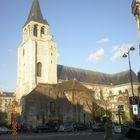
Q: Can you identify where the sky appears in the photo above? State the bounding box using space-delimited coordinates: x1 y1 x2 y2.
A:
0 0 140 92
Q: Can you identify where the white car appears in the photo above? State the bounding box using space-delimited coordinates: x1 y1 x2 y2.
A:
0 126 12 134
58 123 74 132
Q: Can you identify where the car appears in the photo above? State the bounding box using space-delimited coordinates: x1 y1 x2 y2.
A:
73 123 88 131
58 123 74 132
119 127 140 140
33 125 57 133
0 126 12 134
57 124 65 132
92 122 104 132
63 123 74 132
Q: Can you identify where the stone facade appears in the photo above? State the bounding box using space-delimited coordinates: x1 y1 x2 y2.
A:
21 80 95 128
16 0 57 100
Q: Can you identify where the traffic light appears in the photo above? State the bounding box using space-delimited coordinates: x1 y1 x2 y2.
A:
129 96 140 104
129 97 133 104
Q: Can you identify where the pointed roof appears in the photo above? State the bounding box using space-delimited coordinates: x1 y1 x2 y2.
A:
24 0 48 26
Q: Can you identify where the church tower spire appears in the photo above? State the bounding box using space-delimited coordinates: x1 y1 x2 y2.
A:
16 0 57 100
24 0 48 26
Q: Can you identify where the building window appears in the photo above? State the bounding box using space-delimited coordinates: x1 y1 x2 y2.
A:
41 26 45 34
23 48 25 56
33 24 38 37
51 46 53 51
37 62 42 76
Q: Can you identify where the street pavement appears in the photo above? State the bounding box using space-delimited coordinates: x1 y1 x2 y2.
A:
0 130 121 140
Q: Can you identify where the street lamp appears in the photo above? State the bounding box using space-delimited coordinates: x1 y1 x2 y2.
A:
122 46 135 98
122 46 136 125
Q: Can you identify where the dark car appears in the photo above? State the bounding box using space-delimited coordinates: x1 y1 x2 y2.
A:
0 126 12 135
119 127 140 140
73 123 88 131
33 124 57 133
92 122 104 132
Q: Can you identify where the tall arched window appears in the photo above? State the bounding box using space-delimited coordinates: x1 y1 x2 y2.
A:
33 24 38 37
37 62 42 76
23 48 25 56
41 26 45 34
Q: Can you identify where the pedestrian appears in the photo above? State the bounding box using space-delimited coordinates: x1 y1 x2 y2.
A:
104 118 113 140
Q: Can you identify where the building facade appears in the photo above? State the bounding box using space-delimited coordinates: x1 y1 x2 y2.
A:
15 0 140 128
0 92 15 125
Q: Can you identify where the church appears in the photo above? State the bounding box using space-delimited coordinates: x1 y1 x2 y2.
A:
15 0 140 128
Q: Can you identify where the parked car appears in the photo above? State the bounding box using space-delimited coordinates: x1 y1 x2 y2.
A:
73 123 88 131
33 124 57 133
0 126 12 134
92 122 104 132
58 123 74 132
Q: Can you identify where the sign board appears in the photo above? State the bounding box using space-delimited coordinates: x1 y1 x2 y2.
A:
132 105 138 115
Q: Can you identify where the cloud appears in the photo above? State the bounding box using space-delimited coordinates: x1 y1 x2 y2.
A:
88 48 104 62
97 37 109 44
110 43 133 61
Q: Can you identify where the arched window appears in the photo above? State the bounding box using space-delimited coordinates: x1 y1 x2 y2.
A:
33 24 38 37
41 26 45 34
37 62 42 76
23 48 25 56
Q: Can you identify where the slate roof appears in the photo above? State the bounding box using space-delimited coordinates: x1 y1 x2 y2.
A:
24 0 48 26
57 64 138 85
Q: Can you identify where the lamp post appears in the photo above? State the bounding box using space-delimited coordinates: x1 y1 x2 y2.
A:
122 46 135 98
122 46 136 125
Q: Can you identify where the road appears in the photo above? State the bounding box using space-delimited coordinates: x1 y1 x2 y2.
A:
0 131 121 140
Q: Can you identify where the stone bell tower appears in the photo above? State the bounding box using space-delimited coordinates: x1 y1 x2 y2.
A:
16 0 57 100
